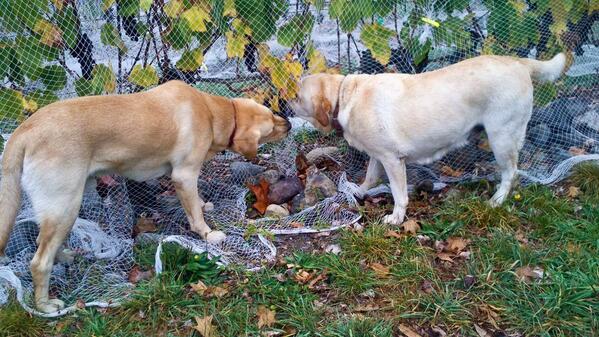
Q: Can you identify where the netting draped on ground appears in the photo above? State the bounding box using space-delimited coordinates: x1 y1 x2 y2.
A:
0 0 598 315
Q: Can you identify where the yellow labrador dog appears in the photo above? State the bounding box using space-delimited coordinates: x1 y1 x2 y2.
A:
290 53 570 225
0 80 290 312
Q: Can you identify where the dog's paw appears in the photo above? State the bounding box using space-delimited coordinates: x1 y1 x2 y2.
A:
205 230 226 244
37 298 65 313
383 213 405 225
489 193 506 208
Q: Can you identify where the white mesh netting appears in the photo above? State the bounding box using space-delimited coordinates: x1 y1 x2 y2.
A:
0 0 598 316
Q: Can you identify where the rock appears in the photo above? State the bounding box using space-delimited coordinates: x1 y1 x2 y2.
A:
304 166 337 206
259 169 283 185
575 108 599 133
268 176 303 204
306 146 340 163
265 204 289 218
230 161 265 183
324 244 342 255
289 192 307 213
527 122 551 147
203 202 214 212
414 179 434 195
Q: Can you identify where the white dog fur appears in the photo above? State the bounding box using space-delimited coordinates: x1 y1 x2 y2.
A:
290 53 570 225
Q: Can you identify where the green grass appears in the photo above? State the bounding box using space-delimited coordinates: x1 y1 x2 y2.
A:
3 179 599 336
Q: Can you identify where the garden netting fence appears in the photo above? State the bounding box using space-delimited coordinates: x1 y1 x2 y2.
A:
0 0 598 316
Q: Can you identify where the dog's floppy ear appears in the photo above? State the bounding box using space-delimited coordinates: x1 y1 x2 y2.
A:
312 95 331 127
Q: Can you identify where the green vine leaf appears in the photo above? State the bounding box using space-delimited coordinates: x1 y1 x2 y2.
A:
34 20 63 47
235 0 285 42
162 18 192 50
101 23 128 53
55 6 79 50
39 65 67 91
117 0 140 17
360 23 395 65
27 90 59 110
277 13 314 47
0 88 24 121
164 0 184 18
129 64 159 88
92 64 117 93
140 0 152 12
176 48 204 71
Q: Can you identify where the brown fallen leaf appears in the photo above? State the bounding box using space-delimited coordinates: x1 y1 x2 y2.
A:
295 152 310 178
133 215 158 237
246 178 271 214
399 324 422 337
308 271 328 289
568 186 581 198
515 266 544 283
290 221 304 229
370 263 390 278
354 304 380 312
294 269 312 284
401 220 421 235
446 237 470 253
194 315 216 337
206 286 229 298
75 298 86 310
420 280 433 294
190 280 208 295
436 252 454 263
128 266 154 284
257 305 276 329
474 323 491 337
385 229 403 239
440 165 464 177
569 146 586 156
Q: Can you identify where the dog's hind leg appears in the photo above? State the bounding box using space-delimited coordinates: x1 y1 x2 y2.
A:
358 158 383 197
486 116 529 207
28 181 85 313
171 167 226 244
380 157 409 225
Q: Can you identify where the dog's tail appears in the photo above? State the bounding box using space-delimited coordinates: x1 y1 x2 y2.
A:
519 52 573 83
0 134 25 256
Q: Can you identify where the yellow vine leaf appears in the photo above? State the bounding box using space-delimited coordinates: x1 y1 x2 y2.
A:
225 31 248 58
34 20 63 47
223 0 236 17
164 0 184 18
182 5 212 32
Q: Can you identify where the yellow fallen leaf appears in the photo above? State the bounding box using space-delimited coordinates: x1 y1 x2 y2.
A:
190 280 208 295
399 324 422 337
194 315 216 337
370 262 390 278
567 186 581 198
440 165 464 177
385 229 403 239
436 252 454 263
446 237 469 253
257 305 276 329
401 220 421 235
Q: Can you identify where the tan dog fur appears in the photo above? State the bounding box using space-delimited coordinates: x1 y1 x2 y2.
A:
291 53 570 225
0 80 290 313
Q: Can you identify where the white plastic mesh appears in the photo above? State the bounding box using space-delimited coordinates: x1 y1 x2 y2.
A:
0 0 598 316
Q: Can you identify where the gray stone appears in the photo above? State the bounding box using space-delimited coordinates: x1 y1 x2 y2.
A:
260 169 283 185
268 176 303 204
306 146 340 163
230 161 265 183
527 123 551 147
289 192 306 213
304 166 337 206
265 204 289 218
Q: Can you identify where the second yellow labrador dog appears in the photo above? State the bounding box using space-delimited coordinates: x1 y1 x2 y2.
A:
290 53 570 225
0 80 291 312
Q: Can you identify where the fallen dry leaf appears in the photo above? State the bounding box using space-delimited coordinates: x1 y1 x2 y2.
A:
133 216 158 237
569 146 587 156
194 315 216 337
446 237 470 253
257 305 276 329
354 303 380 312
567 186 581 198
399 324 422 337
308 271 328 289
440 165 464 177
128 266 154 284
206 286 229 298
246 178 271 214
294 270 312 284
474 323 491 337
75 298 86 310
385 229 403 239
190 280 208 295
401 220 421 235
420 280 433 294
515 265 544 283
295 152 310 178
436 252 454 263
290 221 304 228
464 275 476 289
370 263 390 278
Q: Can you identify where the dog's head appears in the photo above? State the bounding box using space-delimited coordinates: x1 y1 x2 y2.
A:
288 73 345 132
230 98 291 159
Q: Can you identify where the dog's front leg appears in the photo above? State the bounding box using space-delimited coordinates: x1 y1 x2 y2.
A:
358 158 383 197
380 157 408 225
171 168 226 244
